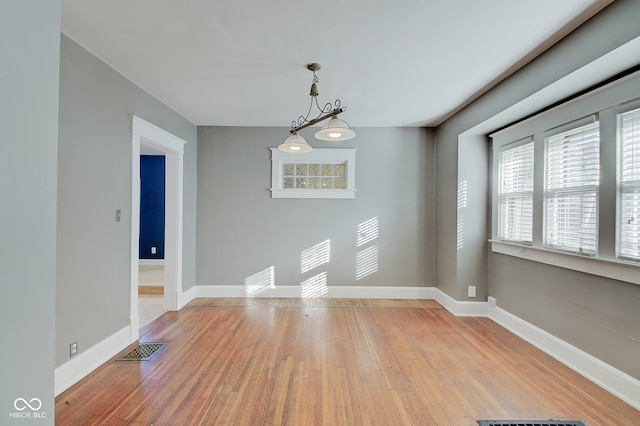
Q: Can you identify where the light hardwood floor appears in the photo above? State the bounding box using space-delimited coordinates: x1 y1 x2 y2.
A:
138 265 166 328
138 294 165 328
55 298 640 425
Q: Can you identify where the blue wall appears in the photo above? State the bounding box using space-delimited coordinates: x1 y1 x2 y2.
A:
140 155 165 259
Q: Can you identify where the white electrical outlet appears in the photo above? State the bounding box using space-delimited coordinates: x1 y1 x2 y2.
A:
468 285 476 298
70 341 78 357
151 246 157 254
488 296 497 307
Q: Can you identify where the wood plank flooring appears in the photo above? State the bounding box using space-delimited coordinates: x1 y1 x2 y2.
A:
138 265 166 329
138 294 165 329
55 298 640 425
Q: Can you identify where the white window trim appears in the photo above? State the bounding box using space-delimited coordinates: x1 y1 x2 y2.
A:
270 148 356 199
490 70 640 285
490 240 640 285
497 137 534 244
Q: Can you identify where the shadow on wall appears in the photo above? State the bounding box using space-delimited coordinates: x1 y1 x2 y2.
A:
243 217 380 297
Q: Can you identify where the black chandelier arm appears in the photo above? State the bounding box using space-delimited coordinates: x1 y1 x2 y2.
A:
291 96 316 129
289 106 346 134
290 98 345 131
283 63 354 140
317 97 341 115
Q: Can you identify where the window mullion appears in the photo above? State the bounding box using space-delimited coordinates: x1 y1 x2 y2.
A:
598 107 617 259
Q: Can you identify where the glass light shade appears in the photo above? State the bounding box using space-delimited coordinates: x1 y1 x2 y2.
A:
278 133 312 153
315 117 356 141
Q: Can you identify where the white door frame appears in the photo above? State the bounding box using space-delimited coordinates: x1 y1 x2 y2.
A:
130 115 185 342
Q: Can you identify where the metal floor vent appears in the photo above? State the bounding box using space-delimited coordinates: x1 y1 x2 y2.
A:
117 343 166 361
478 421 585 426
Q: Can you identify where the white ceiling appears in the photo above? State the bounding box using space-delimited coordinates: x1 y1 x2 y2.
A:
61 0 612 128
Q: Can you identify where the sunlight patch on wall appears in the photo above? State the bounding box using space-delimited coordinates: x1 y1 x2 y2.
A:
457 180 467 250
457 215 464 250
244 266 275 296
457 181 468 209
357 217 379 247
356 246 378 280
301 272 328 298
355 217 379 280
300 239 331 273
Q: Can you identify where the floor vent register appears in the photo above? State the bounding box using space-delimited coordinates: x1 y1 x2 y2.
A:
477 421 586 426
117 342 166 361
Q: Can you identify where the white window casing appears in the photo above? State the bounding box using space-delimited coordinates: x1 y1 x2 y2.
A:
270 148 356 199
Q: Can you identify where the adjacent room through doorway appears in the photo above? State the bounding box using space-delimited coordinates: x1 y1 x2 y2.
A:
130 115 186 340
138 151 167 329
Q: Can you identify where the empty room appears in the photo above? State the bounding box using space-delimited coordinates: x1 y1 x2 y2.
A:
3 1 640 425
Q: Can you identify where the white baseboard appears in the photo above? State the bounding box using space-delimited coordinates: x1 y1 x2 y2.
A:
489 304 640 411
433 288 489 317
327 286 435 299
178 285 196 309
195 285 489 313
195 285 435 300
138 259 165 266
55 325 131 396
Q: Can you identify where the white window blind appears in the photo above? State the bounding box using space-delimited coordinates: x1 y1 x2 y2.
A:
498 140 534 243
618 107 640 261
544 119 600 255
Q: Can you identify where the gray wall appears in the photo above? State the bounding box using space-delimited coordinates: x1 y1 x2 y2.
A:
196 127 435 291
489 254 640 379
456 135 490 300
1 2 60 424
436 0 640 379
56 35 197 367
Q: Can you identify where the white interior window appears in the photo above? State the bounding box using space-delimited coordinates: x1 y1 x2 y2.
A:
270 148 356 199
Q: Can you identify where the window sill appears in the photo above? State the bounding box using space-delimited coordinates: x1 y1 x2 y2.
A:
270 189 356 199
490 240 640 285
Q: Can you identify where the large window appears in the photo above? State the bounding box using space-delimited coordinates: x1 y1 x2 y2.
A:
498 139 534 243
490 72 640 283
544 119 600 255
618 106 640 261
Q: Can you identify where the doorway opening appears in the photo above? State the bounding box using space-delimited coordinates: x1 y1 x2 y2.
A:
130 116 186 342
138 148 166 328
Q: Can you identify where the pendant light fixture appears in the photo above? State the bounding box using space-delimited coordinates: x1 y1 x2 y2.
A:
278 132 312 153
278 63 355 153
315 116 357 141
